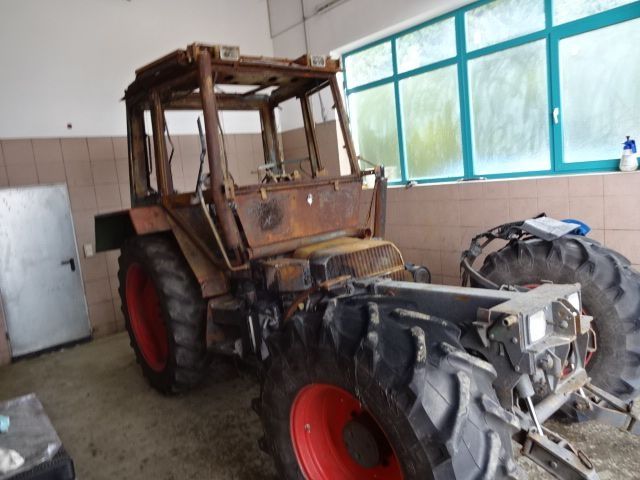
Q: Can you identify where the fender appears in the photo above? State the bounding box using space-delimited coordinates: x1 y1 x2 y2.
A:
94 205 228 297
94 205 170 252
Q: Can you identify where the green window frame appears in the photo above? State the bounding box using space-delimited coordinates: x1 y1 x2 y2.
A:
342 0 640 185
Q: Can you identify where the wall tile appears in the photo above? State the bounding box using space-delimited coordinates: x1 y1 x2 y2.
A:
568 174 603 197
61 138 89 163
68 186 97 211
36 161 66 184
604 196 640 230
0 166 8 187
119 184 131 208
1 139 34 165
421 250 441 275
80 254 109 282
460 199 486 227
111 137 128 159
603 172 640 196
95 184 122 209
484 181 510 199
85 278 112 305
32 138 63 164
537 177 568 197
88 300 116 338
87 137 115 162
6 163 38 186
460 181 485 200
605 230 640 264
569 196 604 229
509 197 539 220
64 160 93 186
508 179 538 198
115 159 129 184
91 160 118 185
537 196 570 219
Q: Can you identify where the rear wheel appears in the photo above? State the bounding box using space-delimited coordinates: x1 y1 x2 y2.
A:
256 296 521 479
119 234 209 394
478 235 640 400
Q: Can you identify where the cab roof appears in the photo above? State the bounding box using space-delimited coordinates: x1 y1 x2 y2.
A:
125 43 342 108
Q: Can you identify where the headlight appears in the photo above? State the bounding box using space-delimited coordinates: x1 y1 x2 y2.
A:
567 292 581 312
528 310 547 343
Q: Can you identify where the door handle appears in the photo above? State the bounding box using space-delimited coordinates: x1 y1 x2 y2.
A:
61 258 76 272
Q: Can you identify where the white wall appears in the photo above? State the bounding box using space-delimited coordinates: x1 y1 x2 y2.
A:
268 0 475 131
0 0 272 138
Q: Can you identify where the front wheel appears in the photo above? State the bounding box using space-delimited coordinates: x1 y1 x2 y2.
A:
478 235 640 400
256 296 521 479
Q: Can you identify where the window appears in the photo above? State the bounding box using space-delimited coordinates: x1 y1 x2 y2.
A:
396 18 457 73
400 65 463 179
553 0 637 24
343 0 640 184
465 0 545 51
558 17 640 163
349 84 402 180
468 40 550 175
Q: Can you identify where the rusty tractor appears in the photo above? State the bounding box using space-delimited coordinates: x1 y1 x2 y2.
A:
96 44 640 480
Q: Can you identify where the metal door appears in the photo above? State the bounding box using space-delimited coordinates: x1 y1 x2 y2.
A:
0 184 90 357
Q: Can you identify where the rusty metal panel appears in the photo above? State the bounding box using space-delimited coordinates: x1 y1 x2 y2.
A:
260 258 312 293
166 214 229 298
234 180 361 248
129 206 171 234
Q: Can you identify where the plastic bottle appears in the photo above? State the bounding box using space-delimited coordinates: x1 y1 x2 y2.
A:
620 136 638 172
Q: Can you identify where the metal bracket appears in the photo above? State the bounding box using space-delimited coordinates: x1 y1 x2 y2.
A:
562 383 640 435
523 430 599 479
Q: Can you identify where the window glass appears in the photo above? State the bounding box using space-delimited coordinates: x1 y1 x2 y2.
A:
400 65 463 179
559 18 640 163
344 42 393 89
396 18 457 73
465 0 545 51
554 0 636 24
349 84 401 180
469 40 550 174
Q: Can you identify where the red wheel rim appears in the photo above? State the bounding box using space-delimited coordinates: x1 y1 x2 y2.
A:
524 283 596 367
126 263 169 372
290 384 403 480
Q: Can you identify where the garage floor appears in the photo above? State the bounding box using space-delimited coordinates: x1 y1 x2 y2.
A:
0 333 638 480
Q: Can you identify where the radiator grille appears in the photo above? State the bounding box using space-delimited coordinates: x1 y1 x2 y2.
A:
323 243 405 281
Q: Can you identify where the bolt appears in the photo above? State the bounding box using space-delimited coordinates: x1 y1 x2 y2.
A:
489 333 496 340
515 366 521 372
304 424 311 433
511 337 518 344
549 460 558 469
560 320 569 329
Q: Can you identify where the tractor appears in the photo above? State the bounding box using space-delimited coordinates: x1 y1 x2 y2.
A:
95 44 640 479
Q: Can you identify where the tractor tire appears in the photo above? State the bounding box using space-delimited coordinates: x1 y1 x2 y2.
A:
118 234 209 394
256 296 521 480
478 235 640 400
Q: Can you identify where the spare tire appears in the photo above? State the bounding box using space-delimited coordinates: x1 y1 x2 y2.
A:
478 235 640 400
256 296 521 479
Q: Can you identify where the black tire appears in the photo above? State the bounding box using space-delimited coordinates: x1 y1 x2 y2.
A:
118 234 209 394
478 235 640 400
256 296 521 479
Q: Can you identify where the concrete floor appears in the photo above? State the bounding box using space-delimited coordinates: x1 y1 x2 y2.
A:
0 333 639 480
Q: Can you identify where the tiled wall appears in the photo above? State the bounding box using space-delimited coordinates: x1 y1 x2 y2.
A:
1 124 638 364
362 173 640 285
0 133 264 364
